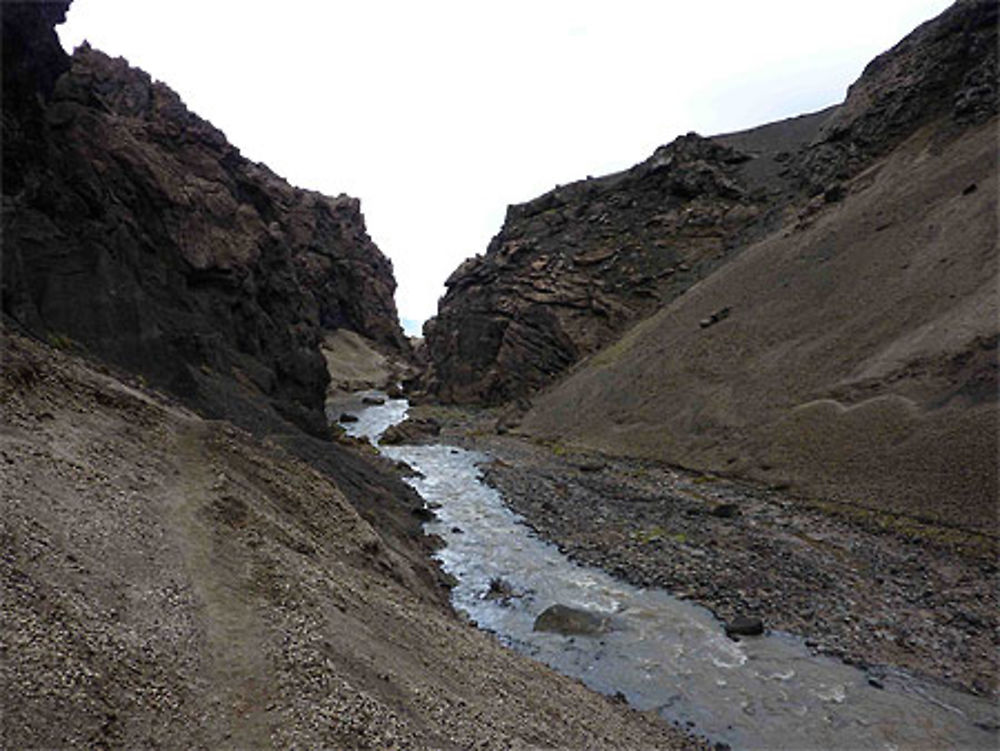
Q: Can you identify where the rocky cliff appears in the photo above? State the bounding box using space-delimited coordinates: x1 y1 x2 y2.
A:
2 1 408 438
424 134 771 404
424 0 997 406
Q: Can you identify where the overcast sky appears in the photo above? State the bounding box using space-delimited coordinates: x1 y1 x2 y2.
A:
58 0 952 335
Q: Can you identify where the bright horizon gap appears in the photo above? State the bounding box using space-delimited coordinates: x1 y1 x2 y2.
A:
57 0 953 336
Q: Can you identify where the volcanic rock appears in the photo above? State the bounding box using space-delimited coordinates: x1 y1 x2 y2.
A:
2 5 408 438
725 616 765 638
518 1 998 532
379 417 442 445
426 1 998 532
423 134 765 404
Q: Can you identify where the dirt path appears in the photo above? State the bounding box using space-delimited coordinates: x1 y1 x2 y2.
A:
171 420 274 748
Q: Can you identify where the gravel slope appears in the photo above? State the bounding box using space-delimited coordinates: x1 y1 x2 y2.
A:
0 330 700 750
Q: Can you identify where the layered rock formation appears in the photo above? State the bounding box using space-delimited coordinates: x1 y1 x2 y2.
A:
424 134 770 404
2 1 408 438
425 0 997 406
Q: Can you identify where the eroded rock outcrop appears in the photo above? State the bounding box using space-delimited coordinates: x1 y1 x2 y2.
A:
424 134 766 404
2 3 407 437
425 0 997 406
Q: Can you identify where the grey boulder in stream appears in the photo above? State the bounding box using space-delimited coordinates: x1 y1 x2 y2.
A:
534 605 613 636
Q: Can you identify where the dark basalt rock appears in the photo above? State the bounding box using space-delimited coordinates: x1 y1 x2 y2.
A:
709 503 740 519
725 615 764 638
379 417 441 446
787 0 998 195
424 134 764 405
2 4 408 438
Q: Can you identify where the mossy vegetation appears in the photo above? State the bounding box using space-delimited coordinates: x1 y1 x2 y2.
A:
45 332 75 351
631 526 688 545
799 496 997 558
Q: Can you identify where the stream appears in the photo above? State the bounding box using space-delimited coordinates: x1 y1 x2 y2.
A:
330 392 998 750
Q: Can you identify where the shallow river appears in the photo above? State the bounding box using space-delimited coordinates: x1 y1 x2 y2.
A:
332 392 997 750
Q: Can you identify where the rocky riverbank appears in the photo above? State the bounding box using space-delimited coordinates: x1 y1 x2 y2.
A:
416 406 999 705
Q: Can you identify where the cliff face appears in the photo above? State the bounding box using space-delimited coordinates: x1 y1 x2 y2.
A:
424 133 770 405
424 0 997 406
2 2 408 437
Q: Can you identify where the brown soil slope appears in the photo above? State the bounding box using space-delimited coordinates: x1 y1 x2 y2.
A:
522 115 998 532
0 330 695 750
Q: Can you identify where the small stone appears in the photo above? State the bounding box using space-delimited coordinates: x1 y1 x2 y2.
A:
709 503 740 518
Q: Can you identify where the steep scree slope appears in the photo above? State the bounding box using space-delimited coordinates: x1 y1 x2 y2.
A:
424 0 997 407
2 1 408 438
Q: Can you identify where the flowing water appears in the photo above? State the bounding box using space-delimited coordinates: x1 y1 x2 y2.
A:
331 393 998 750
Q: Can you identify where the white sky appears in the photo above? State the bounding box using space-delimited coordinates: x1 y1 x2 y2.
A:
58 0 951 335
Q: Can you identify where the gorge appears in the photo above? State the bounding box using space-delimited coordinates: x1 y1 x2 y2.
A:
2 1 997 749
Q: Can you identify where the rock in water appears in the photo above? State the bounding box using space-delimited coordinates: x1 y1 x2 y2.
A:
533 604 611 636
725 616 764 637
379 417 441 445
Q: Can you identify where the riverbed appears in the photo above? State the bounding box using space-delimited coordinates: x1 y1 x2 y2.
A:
332 393 998 750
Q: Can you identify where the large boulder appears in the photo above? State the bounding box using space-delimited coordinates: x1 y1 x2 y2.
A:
379 417 441 446
533 604 613 636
